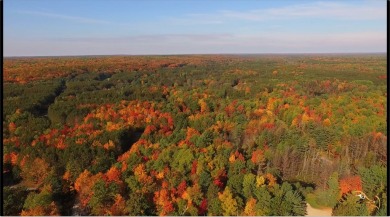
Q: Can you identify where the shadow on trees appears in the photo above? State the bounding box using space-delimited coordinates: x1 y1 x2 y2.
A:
118 127 144 153
29 80 67 117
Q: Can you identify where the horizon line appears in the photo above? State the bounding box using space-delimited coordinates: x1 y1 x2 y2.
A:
3 52 387 58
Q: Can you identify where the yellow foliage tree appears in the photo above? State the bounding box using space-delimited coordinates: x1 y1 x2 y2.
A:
301 112 311 124
218 187 238 216
256 175 265 187
198 99 209 113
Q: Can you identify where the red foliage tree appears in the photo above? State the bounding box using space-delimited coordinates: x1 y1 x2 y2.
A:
191 160 198 175
198 198 208 215
177 180 187 196
213 169 227 189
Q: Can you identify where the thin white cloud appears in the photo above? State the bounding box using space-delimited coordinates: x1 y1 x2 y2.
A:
166 15 224 25
166 14 224 26
16 10 112 25
172 1 385 25
52 34 234 43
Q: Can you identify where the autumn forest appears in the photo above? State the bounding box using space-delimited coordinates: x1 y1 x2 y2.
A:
2 54 387 216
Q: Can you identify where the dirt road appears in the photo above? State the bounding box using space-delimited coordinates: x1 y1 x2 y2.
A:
305 203 332 216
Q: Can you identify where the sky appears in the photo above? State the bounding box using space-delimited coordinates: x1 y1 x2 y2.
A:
3 0 387 56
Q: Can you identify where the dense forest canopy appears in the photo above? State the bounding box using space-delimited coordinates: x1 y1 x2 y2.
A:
2 54 387 216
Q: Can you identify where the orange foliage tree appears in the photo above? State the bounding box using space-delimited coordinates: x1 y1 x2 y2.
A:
339 176 363 195
74 170 102 207
20 157 51 188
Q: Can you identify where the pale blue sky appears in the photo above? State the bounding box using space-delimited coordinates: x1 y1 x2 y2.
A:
4 0 387 56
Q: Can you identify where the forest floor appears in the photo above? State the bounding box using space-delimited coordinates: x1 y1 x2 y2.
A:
305 203 332 216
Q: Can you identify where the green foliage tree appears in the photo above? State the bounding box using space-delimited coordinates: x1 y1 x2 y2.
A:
88 180 119 215
227 174 244 196
126 192 151 215
207 184 222 216
242 173 256 199
315 172 340 208
269 183 306 216
253 186 272 215
171 147 194 175
358 165 387 198
3 187 28 216
332 194 370 216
